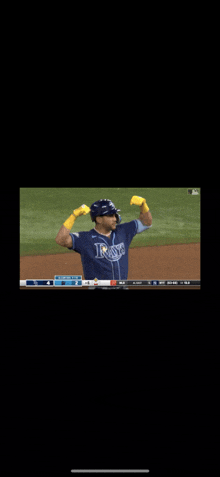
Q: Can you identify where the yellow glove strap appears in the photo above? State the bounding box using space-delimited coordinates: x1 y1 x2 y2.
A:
141 201 149 213
63 214 76 230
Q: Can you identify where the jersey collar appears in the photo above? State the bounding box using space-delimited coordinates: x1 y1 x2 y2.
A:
93 227 112 237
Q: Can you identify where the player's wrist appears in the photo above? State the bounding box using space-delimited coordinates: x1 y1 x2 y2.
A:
140 200 149 213
63 213 76 230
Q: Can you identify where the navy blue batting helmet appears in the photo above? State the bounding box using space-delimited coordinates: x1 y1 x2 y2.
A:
90 199 121 224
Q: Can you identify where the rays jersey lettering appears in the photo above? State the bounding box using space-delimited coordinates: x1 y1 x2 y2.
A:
68 220 143 280
95 242 125 261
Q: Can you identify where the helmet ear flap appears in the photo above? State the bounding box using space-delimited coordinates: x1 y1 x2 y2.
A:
90 211 95 222
116 213 122 224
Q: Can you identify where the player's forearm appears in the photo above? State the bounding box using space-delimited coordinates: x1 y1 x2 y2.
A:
55 205 91 247
55 224 71 246
139 210 152 226
55 209 78 246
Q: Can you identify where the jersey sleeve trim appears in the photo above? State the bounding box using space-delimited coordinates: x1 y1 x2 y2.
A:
136 219 152 234
68 233 75 250
134 219 138 235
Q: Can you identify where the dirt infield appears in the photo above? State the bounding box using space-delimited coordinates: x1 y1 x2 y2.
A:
20 243 200 282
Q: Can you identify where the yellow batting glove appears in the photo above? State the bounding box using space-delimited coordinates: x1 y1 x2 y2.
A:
130 196 149 213
130 196 145 206
63 204 91 230
73 204 91 217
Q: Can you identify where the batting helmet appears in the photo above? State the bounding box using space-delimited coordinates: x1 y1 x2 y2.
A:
90 199 121 224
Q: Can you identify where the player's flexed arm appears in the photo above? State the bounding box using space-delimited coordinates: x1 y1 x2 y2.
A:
130 196 152 226
55 204 90 248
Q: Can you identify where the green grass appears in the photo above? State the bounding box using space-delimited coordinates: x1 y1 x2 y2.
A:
20 188 201 256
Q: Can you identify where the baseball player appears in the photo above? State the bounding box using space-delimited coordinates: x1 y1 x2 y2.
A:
55 196 152 287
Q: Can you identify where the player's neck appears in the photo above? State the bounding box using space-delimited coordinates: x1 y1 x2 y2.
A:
94 225 112 237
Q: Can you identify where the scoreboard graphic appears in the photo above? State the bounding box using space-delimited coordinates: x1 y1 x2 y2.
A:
54 276 82 286
20 276 201 287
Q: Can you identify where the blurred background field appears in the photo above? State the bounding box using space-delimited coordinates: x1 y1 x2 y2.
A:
20 188 201 256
